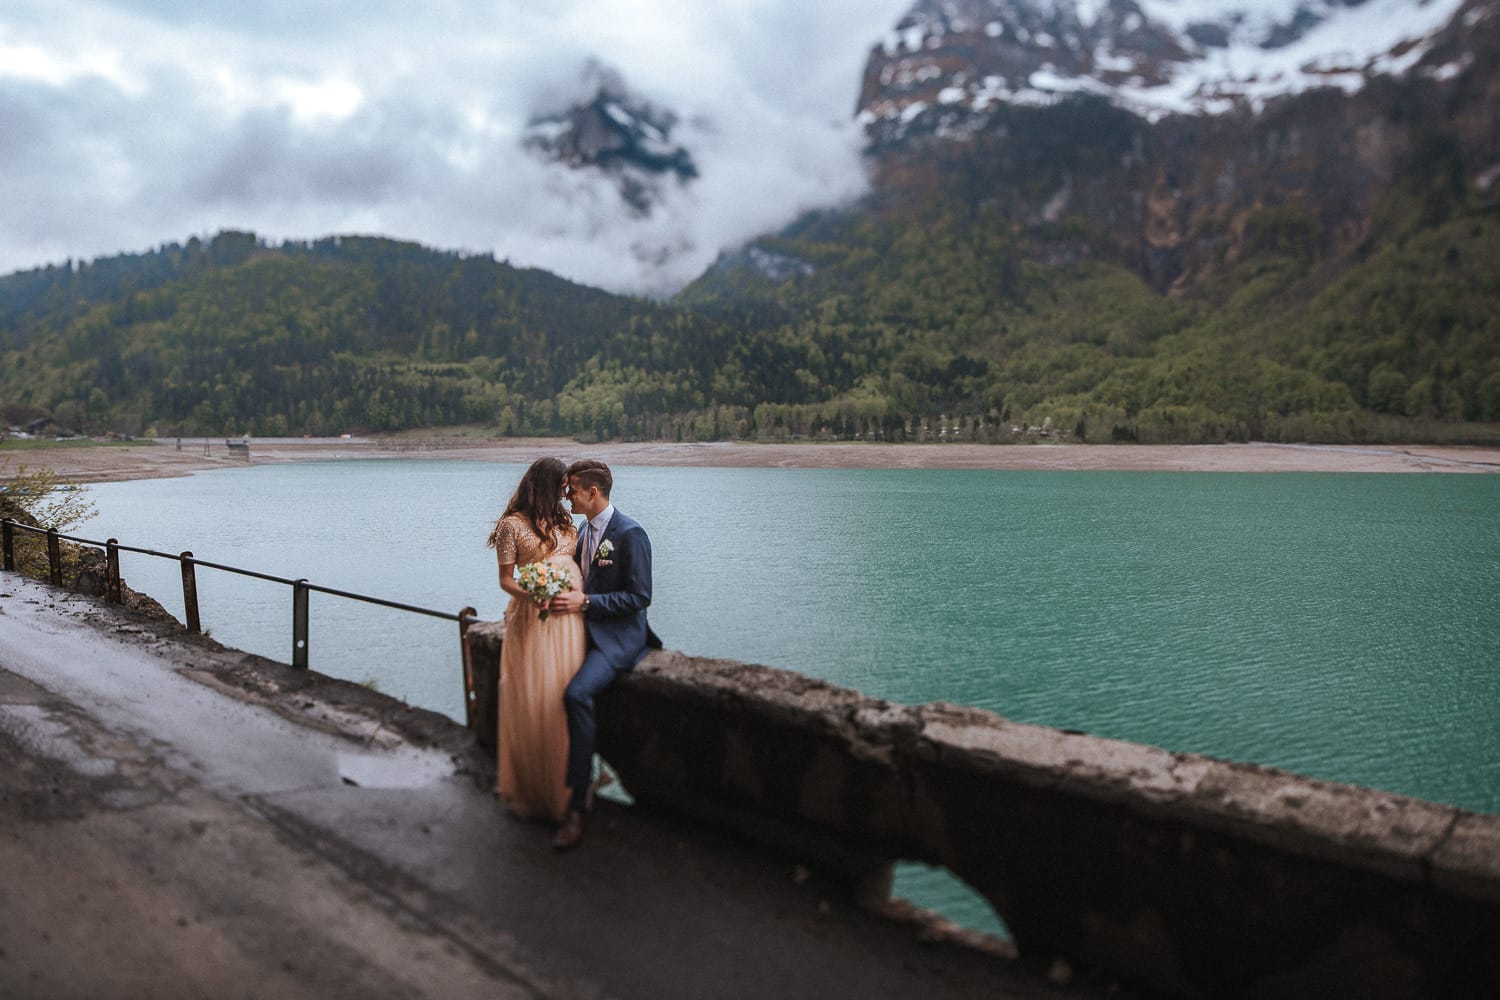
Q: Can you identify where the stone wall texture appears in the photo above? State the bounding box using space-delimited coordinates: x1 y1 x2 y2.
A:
466 628 1500 998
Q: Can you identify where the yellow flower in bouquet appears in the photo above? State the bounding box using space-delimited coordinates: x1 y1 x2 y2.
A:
516 561 572 620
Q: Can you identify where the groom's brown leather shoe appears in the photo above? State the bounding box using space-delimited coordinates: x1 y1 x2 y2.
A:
551 810 585 851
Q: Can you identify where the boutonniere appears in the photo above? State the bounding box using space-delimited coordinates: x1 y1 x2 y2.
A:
594 539 614 565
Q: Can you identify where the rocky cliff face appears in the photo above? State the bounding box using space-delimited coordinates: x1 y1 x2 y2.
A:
522 63 699 217
854 0 1498 291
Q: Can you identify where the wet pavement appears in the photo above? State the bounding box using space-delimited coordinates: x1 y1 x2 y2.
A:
0 572 1124 999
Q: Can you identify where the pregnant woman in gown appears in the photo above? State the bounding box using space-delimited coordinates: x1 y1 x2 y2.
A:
486 457 586 822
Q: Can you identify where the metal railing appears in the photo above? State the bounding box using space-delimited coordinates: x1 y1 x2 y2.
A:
1 517 484 729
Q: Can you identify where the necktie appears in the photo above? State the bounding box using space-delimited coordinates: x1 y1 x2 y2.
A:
580 523 594 582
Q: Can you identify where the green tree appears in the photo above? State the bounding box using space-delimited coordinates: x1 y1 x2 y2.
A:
0 461 99 582
1368 366 1411 414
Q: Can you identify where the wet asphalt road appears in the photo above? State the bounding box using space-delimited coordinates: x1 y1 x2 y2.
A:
0 572 1114 999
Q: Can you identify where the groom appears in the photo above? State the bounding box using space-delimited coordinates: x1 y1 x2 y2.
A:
548 459 661 850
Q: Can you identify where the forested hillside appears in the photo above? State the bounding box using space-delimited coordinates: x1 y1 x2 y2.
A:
680 155 1500 444
0 169 1497 445
0 232 737 440
3 0 1497 447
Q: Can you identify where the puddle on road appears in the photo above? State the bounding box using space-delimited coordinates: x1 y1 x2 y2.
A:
0 700 458 794
334 745 456 789
0 704 118 778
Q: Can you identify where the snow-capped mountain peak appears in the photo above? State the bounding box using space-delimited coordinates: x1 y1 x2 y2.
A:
858 0 1475 139
522 62 699 217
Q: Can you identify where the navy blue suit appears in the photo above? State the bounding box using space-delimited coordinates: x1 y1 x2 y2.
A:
564 508 661 793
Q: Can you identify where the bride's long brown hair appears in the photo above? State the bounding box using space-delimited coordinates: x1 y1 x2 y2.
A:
490 457 574 557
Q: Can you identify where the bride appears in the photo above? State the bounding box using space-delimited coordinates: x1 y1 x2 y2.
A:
486 457 586 822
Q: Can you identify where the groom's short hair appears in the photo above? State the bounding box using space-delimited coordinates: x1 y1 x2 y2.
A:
567 459 612 498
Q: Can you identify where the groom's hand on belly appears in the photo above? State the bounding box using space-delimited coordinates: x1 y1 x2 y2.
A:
550 590 588 616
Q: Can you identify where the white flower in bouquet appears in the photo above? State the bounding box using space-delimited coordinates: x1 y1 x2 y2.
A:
516 561 571 620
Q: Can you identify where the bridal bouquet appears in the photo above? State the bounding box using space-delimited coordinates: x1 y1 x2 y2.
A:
516 561 571 620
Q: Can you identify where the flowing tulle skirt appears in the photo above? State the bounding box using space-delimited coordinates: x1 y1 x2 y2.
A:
497 556 586 822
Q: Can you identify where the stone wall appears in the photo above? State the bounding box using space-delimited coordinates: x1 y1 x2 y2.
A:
466 627 1500 998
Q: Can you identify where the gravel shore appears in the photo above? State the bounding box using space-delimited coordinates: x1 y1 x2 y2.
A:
5 436 1499 483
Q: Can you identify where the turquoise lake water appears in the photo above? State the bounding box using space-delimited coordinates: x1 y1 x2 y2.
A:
87 461 1500 935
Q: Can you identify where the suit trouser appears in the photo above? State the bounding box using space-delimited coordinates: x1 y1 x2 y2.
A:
563 648 621 793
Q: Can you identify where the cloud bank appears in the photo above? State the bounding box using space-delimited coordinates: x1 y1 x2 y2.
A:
0 1 909 293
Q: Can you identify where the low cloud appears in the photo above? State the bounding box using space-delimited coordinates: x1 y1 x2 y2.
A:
0 0 909 293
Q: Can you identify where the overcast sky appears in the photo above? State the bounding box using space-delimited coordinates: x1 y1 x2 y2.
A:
0 1 911 294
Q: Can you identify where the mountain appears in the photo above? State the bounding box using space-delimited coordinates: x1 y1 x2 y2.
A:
858 0 1475 129
522 61 700 216
847 0 1495 290
678 0 1499 442
0 233 738 440
1 2 1497 446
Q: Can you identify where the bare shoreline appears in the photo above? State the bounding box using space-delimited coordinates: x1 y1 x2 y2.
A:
5 437 1499 484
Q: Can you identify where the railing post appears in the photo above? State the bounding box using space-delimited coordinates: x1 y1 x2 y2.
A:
105 538 122 604
179 551 201 633
458 606 477 729
292 579 309 668
46 528 62 586
2 518 13 571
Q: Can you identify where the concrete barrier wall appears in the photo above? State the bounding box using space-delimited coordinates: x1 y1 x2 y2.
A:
466 627 1500 998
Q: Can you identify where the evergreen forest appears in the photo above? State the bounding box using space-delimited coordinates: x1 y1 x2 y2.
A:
0 164 1497 446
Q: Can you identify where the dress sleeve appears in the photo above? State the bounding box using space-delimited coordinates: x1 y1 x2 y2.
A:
490 517 518 563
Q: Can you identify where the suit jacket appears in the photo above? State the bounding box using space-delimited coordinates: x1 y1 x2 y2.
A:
576 508 662 670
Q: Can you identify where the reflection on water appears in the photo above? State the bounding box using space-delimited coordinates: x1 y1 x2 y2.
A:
90 460 1500 934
